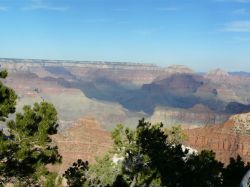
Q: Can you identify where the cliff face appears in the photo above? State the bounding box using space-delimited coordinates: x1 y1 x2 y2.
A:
149 105 229 127
0 59 164 86
185 113 250 164
206 69 250 105
51 118 112 173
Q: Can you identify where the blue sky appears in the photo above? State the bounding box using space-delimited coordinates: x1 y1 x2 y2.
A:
0 0 250 71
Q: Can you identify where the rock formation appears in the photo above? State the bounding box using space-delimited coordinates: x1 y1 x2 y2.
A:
0 58 164 86
51 118 112 173
206 68 230 79
185 112 250 164
149 105 229 127
2 58 250 129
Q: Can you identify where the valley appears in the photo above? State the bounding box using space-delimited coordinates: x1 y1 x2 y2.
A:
2 58 250 185
2 58 250 130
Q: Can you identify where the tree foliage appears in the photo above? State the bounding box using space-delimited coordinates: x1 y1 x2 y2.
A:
164 125 187 145
89 154 121 186
222 155 250 187
182 150 223 187
0 69 61 186
0 102 61 185
63 157 117 187
63 159 89 187
0 70 16 121
109 119 246 187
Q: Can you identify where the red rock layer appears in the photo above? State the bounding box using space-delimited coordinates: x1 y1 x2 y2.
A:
51 118 112 173
185 115 250 164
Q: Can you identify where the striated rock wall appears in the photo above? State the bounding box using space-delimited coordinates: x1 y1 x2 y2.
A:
51 118 112 173
185 113 250 164
0 58 165 86
149 105 229 127
0 58 161 71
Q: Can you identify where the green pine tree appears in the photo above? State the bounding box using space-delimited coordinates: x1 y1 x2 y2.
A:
0 70 61 186
0 70 16 121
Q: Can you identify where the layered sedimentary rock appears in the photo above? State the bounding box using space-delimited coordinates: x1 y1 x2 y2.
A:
4 70 145 130
51 118 112 173
149 105 229 127
0 58 164 86
2 58 250 130
206 69 250 104
185 113 250 164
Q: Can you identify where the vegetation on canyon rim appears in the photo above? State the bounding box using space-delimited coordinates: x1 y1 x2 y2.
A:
0 70 250 187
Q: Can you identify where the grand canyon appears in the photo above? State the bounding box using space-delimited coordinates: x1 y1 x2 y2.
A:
1 58 250 167
2 0 250 185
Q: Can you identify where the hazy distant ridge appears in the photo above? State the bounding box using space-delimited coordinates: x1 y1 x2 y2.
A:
0 58 161 71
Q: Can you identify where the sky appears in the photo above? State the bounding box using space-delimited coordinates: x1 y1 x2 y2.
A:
0 0 250 71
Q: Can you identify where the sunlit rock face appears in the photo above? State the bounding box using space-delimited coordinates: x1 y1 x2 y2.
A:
206 69 230 79
184 112 250 164
50 118 112 173
149 105 229 128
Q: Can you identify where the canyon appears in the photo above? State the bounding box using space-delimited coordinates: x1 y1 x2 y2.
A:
2 58 250 130
2 58 250 166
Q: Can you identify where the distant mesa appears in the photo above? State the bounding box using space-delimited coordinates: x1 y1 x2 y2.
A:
152 73 205 93
190 104 213 113
230 71 250 77
155 65 195 81
206 68 230 78
165 65 195 74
